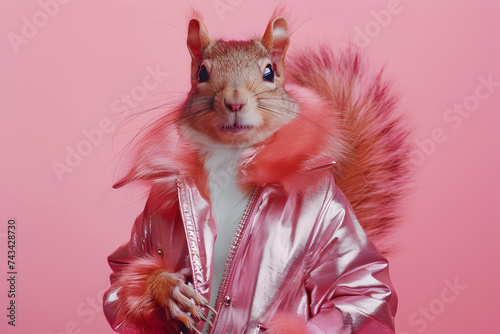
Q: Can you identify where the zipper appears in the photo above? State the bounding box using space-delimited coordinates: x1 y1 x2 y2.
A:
207 187 260 333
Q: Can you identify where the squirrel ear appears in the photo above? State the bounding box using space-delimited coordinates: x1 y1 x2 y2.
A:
187 18 211 65
262 17 290 63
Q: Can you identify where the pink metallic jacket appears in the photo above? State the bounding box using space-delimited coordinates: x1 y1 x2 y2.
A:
104 172 397 333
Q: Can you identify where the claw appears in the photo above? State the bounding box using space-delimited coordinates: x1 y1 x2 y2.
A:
193 293 218 316
204 304 218 316
200 312 213 327
155 271 217 331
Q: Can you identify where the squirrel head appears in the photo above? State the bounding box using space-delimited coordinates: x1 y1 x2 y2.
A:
180 14 298 147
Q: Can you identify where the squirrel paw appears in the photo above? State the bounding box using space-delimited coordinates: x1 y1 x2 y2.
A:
147 270 216 333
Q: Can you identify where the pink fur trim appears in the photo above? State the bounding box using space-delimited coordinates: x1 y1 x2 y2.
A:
239 89 348 194
265 313 311 334
108 255 170 327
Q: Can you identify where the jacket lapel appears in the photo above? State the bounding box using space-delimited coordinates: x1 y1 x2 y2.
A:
177 175 216 300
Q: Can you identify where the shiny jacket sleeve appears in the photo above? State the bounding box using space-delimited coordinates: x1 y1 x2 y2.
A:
304 186 397 333
103 194 190 334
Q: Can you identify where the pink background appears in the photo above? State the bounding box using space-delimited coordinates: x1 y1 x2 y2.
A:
1 1 499 333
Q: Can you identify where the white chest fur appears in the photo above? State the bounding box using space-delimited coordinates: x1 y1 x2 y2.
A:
204 149 251 307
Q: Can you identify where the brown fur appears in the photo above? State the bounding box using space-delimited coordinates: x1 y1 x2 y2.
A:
287 48 412 250
146 270 179 306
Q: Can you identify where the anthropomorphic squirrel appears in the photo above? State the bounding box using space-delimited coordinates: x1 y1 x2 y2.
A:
103 10 411 334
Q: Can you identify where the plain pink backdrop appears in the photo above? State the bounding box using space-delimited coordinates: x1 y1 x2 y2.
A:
1 1 499 333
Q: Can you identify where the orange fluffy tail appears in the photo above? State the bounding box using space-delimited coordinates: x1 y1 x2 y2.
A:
288 47 412 251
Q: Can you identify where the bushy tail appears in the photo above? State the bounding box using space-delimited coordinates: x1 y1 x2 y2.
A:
288 47 412 250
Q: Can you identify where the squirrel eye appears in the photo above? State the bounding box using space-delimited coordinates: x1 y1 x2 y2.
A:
263 64 274 82
198 65 209 82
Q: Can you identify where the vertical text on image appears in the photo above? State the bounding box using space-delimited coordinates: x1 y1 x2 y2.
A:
6 219 17 326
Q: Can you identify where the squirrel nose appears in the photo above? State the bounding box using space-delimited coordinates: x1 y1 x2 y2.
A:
227 103 245 112
224 99 246 112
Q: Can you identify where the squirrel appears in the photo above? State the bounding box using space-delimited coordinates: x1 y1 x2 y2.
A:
103 9 411 334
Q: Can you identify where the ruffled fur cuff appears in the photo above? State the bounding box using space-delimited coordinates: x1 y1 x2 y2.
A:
105 255 169 327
